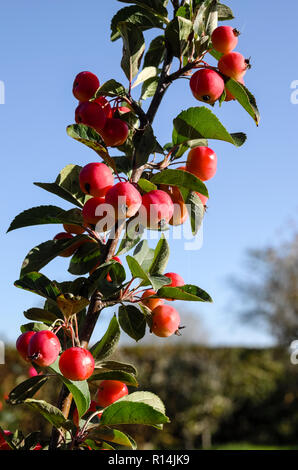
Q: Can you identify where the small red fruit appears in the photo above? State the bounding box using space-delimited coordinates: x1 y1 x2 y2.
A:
59 347 95 381
141 289 164 311
211 26 240 54
79 162 114 198
164 272 185 288
75 101 107 133
96 380 128 408
72 71 100 102
28 330 60 367
94 97 113 118
186 146 217 181
28 366 38 377
0 430 13 451
82 196 106 225
169 200 188 226
196 192 208 206
140 190 174 229
63 223 85 235
151 305 180 337
16 331 36 362
190 69 225 104
100 118 129 147
218 52 250 80
105 182 142 219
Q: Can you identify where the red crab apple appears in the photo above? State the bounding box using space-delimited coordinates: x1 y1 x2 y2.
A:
82 196 114 231
59 347 95 381
164 272 185 288
28 330 60 367
141 289 164 311
169 199 189 226
16 331 36 362
96 380 128 408
105 181 142 219
140 189 174 229
72 71 100 102
218 51 250 80
186 146 217 181
94 96 113 118
75 101 107 134
0 430 12 451
28 366 38 378
190 69 225 105
151 305 181 337
211 26 240 54
79 162 114 197
100 118 129 147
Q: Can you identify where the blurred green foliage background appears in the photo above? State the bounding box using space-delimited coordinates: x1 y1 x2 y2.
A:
1 345 298 450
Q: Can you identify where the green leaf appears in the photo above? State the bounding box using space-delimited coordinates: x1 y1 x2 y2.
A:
141 76 159 100
133 125 157 167
20 322 50 333
133 240 153 268
48 361 91 418
23 308 60 324
225 79 260 126
176 4 191 19
15 272 62 302
165 16 193 58
89 370 138 387
111 6 163 41
117 0 169 18
116 221 145 256
205 0 218 36
7 205 83 233
149 234 169 275
66 124 117 172
179 188 205 235
193 0 216 36
95 79 127 98
173 107 247 147
34 164 90 208
143 35 165 68
157 283 213 301
137 178 157 193
87 426 137 449
90 315 120 361
118 22 145 81
151 168 208 197
98 361 137 376
118 305 146 341
68 240 101 275
24 399 73 431
100 391 169 427
218 3 234 21
8 376 48 405
132 66 158 88
20 236 87 277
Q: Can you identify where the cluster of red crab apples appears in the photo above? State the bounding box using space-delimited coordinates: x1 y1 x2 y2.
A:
190 25 250 104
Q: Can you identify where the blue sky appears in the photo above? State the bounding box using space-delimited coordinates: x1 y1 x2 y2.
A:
0 0 297 347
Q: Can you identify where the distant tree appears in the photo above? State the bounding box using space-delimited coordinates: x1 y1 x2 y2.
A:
232 233 298 345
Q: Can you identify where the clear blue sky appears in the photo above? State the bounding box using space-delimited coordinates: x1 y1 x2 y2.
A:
0 0 297 347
